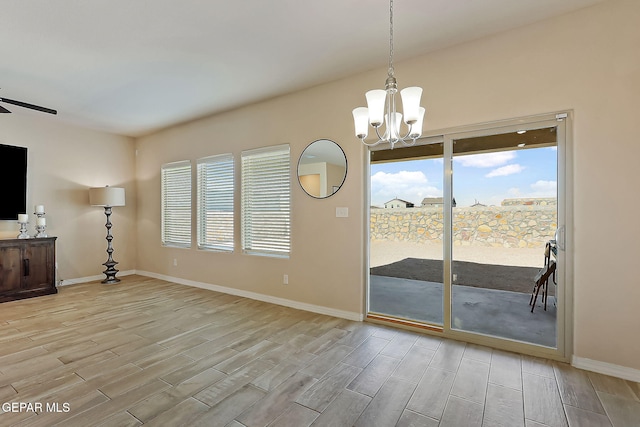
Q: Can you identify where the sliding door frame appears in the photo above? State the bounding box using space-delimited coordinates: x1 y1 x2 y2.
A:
365 111 574 362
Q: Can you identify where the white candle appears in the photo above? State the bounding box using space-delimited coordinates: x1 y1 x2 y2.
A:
35 205 45 214
37 217 46 226
18 214 28 223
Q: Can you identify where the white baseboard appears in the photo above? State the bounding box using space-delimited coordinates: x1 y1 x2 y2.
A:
59 270 136 286
136 270 363 322
572 356 640 382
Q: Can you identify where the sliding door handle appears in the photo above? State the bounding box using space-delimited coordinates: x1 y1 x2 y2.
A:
555 226 566 251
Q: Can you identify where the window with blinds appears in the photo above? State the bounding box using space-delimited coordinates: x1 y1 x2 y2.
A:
241 144 291 257
161 160 192 247
197 154 234 252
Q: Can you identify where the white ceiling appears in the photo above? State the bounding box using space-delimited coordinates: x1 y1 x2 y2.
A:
1 0 606 137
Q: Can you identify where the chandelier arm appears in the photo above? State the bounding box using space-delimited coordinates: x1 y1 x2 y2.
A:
398 127 415 142
360 137 385 147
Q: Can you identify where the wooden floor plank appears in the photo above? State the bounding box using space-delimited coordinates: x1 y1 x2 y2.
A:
490 350 523 391
235 371 316 427
128 366 226 422
306 388 371 427
430 339 466 372
564 405 612 427
251 361 304 392
451 357 490 404
0 276 634 427
440 395 484 427
484 383 525 427
406 367 456 420
354 376 417 427
191 385 266 427
341 336 390 368
597 391 640 427
553 362 605 414
144 397 210 426
295 363 361 412
193 359 274 407
267 403 319 427
346 354 400 397
463 342 493 364
396 409 440 427
392 344 435 383
523 372 568 427
588 372 638 401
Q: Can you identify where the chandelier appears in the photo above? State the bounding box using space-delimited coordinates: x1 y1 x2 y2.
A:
352 0 425 149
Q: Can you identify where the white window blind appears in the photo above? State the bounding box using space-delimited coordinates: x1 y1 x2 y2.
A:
161 160 192 247
197 154 234 252
241 144 291 257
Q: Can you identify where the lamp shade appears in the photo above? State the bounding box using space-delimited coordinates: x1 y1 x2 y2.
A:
409 107 426 139
365 89 386 127
89 186 125 207
352 107 370 139
400 87 422 124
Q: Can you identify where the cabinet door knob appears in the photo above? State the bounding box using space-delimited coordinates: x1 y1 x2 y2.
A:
23 258 30 276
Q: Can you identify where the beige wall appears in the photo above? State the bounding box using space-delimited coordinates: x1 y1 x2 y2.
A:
136 0 640 371
0 114 136 281
135 92 365 314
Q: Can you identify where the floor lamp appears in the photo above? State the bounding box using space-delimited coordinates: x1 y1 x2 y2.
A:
89 186 125 284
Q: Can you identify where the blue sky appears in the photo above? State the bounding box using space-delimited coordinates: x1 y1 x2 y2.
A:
371 147 557 207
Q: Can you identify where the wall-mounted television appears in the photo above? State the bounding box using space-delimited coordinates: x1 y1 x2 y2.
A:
0 144 28 220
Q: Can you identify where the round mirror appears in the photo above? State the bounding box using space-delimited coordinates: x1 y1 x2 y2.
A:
297 139 347 198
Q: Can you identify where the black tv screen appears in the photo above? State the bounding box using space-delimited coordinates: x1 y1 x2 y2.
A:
0 144 28 220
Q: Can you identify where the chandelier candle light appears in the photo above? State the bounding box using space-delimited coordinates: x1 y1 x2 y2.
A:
34 205 47 238
17 213 29 239
352 0 425 149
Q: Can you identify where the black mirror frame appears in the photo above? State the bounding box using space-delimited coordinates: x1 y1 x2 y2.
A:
297 139 348 199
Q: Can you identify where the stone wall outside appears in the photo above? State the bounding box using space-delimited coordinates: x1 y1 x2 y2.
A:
370 205 557 248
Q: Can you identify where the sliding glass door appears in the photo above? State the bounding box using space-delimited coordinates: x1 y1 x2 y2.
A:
367 113 570 358
449 126 559 347
369 142 444 326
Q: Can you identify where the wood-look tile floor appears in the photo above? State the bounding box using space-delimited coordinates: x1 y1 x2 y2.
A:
1 275 639 426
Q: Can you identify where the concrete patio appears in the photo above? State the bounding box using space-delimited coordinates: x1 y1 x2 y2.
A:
369 274 557 348
369 240 557 347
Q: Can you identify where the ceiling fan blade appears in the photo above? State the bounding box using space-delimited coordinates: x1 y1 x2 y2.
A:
0 105 11 114
0 97 57 115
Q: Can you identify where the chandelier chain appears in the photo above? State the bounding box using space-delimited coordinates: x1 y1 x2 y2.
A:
388 0 394 78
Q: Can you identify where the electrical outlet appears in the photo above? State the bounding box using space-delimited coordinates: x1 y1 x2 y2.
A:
336 207 349 217
283 274 288 285
453 273 457 282
173 258 178 266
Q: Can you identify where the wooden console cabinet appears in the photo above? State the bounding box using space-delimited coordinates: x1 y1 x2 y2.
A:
0 237 57 303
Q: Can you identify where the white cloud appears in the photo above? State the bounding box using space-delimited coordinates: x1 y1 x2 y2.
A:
485 164 525 178
530 180 557 195
454 151 516 168
507 180 557 199
370 170 442 207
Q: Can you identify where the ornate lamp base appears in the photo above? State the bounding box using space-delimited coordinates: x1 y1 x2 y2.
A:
102 260 120 284
101 206 121 284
